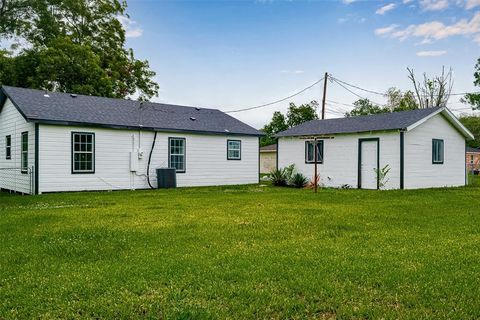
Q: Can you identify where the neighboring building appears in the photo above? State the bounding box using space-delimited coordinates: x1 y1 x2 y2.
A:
466 146 480 172
275 107 474 190
0 86 263 194
260 144 277 173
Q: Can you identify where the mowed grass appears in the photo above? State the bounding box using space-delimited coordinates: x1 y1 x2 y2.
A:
1 184 480 319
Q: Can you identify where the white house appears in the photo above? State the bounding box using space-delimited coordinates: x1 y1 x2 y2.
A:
275 108 474 189
0 86 262 194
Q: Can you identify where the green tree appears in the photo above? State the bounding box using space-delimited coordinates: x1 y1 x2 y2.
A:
459 116 480 148
0 0 158 100
286 100 319 127
345 98 387 117
463 58 480 110
260 100 318 146
385 87 418 112
261 111 288 146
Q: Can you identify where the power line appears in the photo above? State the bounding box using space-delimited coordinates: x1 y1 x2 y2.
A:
331 78 387 106
225 77 324 113
331 75 480 97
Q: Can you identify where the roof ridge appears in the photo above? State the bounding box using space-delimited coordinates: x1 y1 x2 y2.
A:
1 85 219 112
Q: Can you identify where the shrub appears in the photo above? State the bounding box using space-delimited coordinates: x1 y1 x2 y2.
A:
290 173 308 188
269 168 287 186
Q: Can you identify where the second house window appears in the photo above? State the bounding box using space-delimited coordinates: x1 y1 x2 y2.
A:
305 140 324 163
72 132 95 174
169 138 186 173
227 140 241 160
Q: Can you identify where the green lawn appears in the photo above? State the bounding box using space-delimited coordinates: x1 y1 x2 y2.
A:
1 184 480 319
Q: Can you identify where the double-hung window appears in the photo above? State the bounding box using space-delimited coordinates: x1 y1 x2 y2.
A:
305 140 324 163
72 132 95 174
21 132 28 173
169 138 186 173
5 135 11 160
432 139 444 164
227 140 241 160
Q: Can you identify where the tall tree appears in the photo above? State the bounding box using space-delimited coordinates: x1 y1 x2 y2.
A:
260 101 318 146
345 98 386 117
463 58 480 110
407 66 453 108
385 87 418 112
286 101 319 127
0 0 158 100
460 116 480 148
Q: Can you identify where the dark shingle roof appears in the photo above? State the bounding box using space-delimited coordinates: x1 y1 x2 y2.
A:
260 144 276 152
276 107 443 137
0 86 262 136
467 147 480 153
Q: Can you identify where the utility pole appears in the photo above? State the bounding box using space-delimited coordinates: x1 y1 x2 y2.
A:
321 72 328 120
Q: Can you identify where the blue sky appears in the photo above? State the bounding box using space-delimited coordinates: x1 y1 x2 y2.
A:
124 0 480 128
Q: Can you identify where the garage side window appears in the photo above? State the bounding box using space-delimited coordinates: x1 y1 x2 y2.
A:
5 135 11 160
305 140 324 164
72 132 95 174
169 137 186 173
227 140 241 160
432 139 444 164
21 132 28 173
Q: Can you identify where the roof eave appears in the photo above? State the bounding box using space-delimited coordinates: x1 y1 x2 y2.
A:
30 118 264 137
405 107 475 140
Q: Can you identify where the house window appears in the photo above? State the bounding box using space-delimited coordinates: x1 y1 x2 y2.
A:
169 138 186 173
305 140 324 163
470 154 474 165
227 140 241 160
72 132 95 174
5 135 11 160
21 132 28 173
432 139 444 164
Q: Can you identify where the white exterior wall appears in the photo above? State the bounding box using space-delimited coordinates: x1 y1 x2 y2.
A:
404 113 466 189
278 131 401 189
0 99 35 194
38 124 259 193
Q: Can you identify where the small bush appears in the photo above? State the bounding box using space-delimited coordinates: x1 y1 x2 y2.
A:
269 168 287 186
290 173 308 188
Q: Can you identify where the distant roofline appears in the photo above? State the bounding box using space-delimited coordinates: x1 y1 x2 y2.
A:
275 107 474 139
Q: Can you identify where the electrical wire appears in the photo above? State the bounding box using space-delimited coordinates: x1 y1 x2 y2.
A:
331 75 480 97
225 77 325 113
331 78 387 106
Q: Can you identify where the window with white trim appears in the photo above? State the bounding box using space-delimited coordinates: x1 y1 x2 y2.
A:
169 138 186 172
72 132 95 173
432 139 444 164
5 135 11 160
305 140 324 163
21 132 28 173
227 140 241 160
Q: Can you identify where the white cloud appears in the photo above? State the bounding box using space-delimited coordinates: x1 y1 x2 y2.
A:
416 50 448 56
403 0 414 3
374 24 399 35
375 12 480 44
465 0 480 9
342 0 357 4
376 3 397 14
117 16 143 38
280 70 305 74
419 0 449 11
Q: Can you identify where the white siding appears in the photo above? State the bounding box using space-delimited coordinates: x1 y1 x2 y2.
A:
0 99 35 194
404 113 465 189
38 124 259 192
278 132 401 189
